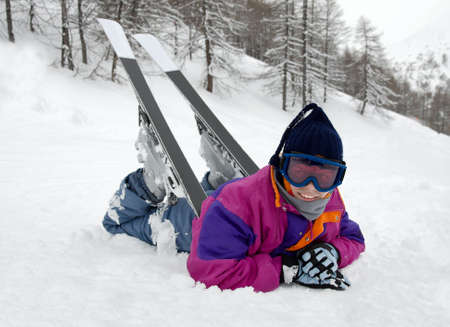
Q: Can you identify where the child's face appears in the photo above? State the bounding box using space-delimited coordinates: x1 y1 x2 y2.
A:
290 182 329 202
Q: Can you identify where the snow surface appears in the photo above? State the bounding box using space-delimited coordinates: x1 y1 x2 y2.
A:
1 37 450 327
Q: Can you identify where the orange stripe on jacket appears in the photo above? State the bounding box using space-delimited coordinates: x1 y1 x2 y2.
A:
286 210 341 251
270 166 281 208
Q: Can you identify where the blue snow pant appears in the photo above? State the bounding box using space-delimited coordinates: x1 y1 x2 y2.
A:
102 168 215 252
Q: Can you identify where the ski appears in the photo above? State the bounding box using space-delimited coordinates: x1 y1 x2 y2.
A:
98 19 206 217
132 34 260 177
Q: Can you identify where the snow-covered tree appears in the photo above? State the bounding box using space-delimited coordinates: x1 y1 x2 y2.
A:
293 0 328 107
415 52 440 120
5 0 15 42
305 0 325 104
169 0 202 60
264 0 303 111
354 16 397 115
430 83 450 133
339 46 360 97
77 0 88 64
296 0 328 107
243 0 274 60
264 0 338 109
320 0 347 103
28 0 36 32
300 0 308 107
186 0 246 93
60 0 74 70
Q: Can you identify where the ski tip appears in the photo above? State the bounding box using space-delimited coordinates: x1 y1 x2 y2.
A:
97 18 135 60
133 34 178 72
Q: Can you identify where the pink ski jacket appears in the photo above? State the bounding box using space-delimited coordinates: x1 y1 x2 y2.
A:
187 165 365 292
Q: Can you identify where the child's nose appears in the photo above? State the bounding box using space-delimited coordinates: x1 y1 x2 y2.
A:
304 182 317 191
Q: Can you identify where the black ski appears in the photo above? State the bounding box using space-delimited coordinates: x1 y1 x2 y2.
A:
133 34 260 177
98 19 206 217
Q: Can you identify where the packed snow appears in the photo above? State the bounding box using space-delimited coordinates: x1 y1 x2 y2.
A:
1 37 450 327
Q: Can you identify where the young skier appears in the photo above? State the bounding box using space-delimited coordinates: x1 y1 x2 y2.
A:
103 103 365 292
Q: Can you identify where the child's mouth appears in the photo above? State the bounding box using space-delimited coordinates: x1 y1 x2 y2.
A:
297 192 320 201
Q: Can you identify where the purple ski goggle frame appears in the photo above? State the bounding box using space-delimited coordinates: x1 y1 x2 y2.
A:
280 153 346 192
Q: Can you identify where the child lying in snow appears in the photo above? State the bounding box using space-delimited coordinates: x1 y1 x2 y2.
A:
103 103 365 292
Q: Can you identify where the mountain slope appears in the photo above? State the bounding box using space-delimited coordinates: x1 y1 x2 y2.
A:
390 2 450 61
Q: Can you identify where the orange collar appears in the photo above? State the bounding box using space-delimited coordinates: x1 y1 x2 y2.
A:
270 166 282 208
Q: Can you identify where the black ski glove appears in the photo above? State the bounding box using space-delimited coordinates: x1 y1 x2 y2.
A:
281 242 351 291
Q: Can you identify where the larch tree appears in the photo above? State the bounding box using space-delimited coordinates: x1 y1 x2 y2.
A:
305 0 345 105
264 0 303 111
339 46 360 97
354 16 396 115
415 52 439 121
29 0 36 32
60 0 74 70
77 0 88 64
305 0 323 103
299 0 309 107
189 0 246 93
299 0 345 105
320 0 347 103
170 0 202 61
5 0 15 42
243 0 274 60
429 84 449 133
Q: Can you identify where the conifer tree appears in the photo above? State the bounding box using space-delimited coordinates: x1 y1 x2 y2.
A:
244 0 274 60
354 16 396 115
193 0 247 93
264 0 303 110
171 0 247 92
300 0 308 107
61 0 74 70
29 0 36 32
5 0 15 42
77 0 88 64
339 47 359 97
305 0 324 104
320 0 347 103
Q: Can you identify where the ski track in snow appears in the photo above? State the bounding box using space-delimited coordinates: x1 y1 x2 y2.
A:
1 39 450 327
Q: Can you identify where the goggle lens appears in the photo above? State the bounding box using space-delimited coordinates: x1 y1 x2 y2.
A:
281 153 346 192
287 157 339 189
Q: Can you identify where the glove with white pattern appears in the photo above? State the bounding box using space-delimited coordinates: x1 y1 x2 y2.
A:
282 242 351 290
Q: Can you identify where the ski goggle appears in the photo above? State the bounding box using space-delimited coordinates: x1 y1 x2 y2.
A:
280 153 346 192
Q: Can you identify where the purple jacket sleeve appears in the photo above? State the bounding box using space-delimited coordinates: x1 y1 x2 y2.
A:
328 211 365 268
187 197 282 292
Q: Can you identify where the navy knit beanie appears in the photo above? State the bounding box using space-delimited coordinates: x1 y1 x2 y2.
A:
269 103 343 167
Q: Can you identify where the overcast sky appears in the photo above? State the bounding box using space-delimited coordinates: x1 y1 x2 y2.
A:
338 0 447 46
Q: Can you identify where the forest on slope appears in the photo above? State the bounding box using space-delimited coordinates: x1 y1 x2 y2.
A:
1 0 449 134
